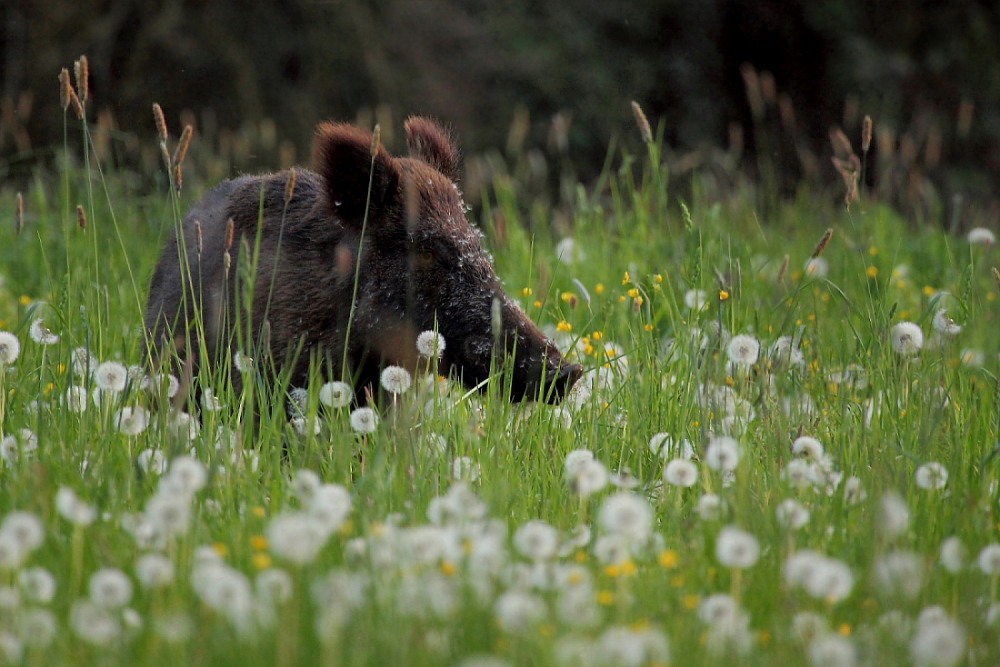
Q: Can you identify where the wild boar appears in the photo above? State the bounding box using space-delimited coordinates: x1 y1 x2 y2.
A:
144 117 582 404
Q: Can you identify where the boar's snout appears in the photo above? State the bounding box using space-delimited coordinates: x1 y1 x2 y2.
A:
450 323 583 404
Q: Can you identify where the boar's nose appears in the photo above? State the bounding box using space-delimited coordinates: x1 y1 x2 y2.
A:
543 362 584 404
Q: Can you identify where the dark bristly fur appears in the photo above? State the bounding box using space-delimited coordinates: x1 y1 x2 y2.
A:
145 117 582 405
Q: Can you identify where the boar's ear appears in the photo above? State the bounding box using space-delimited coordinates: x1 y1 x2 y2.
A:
313 122 400 226
405 117 461 182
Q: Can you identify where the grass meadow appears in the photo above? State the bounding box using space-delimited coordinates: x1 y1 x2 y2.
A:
0 98 999 667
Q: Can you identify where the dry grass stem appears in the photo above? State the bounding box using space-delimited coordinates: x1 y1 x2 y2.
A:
195 220 203 257
777 254 790 284
58 69 72 112
370 124 381 157
172 125 193 167
992 267 1000 294
152 103 169 144
74 56 89 105
15 193 24 236
811 228 834 259
284 167 298 204
861 115 873 153
630 101 653 144
225 218 235 250
76 205 87 230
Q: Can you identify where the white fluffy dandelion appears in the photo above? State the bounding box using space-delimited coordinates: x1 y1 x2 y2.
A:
776 499 811 530
319 381 353 408
513 520 559 562
0 332 20 365
89 568 133 608
726 334 760 367
804 257 829 278
771 336 805 367
233 350 253 373
977 543 1000 575
493 590 547 634
715 526 759 569
55 487 96 526
416 331 446 359
792 436 824 459
649 432 695 459
808 635 857 667
875 550 924 599
684 289 708 311
939 537 965 574
567 458 608 497
380 365 412 394
663 459 699 487
879 492 910 538
136 553 175 589
116 406 150 436
697 494 726 520
266 513 329 566
967 227 995 246
349 407 379 434
94 361 128 393
891 321 923 355
705 436 741 471
28 319 59 345
598 492 653 543
932 309 962 336
910 614 965 667
915 462 948 490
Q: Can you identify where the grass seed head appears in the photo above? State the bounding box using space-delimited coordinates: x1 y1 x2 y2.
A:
74 56 89 104
76 205 87 230
861 115 873 153
58 68 72 112
15 193 23 236
172 125 193 167
811 228 834 259
630 101 652 144
152 103 169 144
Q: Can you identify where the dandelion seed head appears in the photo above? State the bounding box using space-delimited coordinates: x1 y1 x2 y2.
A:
416 331 446 358
715 526 759 569
233 350 253 373
915 462 948 490
977 543 1000 575
776 498 811 530
650 432 695 459
349 407 379 434
910 614 965 667
70 600 121 646
697 493 726 520
451 456 480 482
967 227 995 246
513 520 559 561
136 553 175 589
380 365 413 394
792 436 824 459
939 536 965 574
28 319 59 345
726 334 760 366
319 381 353 408
874 550 924 599
117 406 150 436
879 492 910 538
891 321 923 355
664 459 699 487
705 436 741 471
94 361 128 392
684 289 708 311
1 512 44 553
0 332 20 365
770 336 805 367
55 487 96 526
89 568 133 608
598 492 653 543
18 567 56 603
808 635 857 667
804 257 829 278
932 309 962 336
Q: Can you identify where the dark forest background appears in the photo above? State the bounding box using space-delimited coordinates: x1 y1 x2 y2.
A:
3 0 1000 226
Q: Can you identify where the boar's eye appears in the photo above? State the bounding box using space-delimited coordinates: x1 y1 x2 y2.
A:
412 251 437 270
412 238 458 269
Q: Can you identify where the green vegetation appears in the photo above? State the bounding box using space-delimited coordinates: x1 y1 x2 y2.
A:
0 107 998 667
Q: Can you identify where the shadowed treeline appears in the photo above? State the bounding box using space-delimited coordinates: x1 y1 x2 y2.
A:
3 0 1000 225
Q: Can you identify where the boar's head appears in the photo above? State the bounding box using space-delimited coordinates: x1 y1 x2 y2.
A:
315 117 582 402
